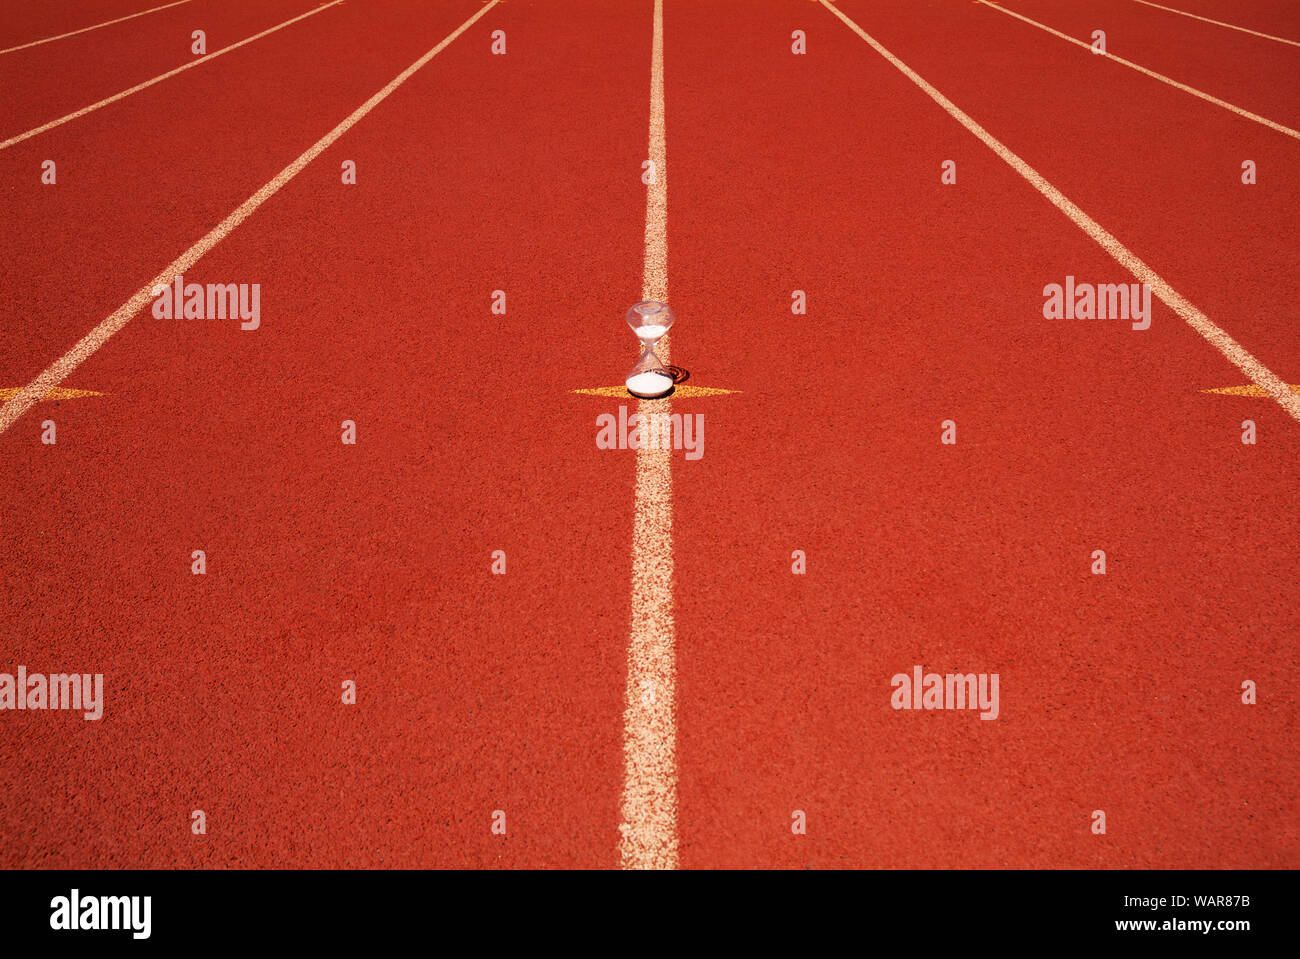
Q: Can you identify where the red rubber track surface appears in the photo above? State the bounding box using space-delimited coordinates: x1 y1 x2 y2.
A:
2 0 647 868
1 0 1296 868
671 0 1297 868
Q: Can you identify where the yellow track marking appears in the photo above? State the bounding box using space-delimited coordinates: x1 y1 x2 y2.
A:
819 0 1300 427
0 387 101 402
1130 0 1300 49
0 0 194 57
975 1 1300 142
0 2 500 435
573 385 737 398
620 0 677 872
1203 383 1300 397
0 1 345 152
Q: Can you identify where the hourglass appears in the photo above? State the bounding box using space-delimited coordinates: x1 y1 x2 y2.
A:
625 301 675 398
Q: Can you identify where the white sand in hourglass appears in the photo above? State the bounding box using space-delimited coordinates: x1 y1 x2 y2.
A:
626 370 675 397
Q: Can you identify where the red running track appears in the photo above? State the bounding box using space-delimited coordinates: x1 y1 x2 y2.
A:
0 0 1296 868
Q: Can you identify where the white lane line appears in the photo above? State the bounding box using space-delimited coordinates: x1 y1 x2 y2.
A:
0 1 344 152
818 0 1300 425
0 0 194 56
619 0 678 871
0 1 501 434
1130 0 1300 49
975 0 1300 141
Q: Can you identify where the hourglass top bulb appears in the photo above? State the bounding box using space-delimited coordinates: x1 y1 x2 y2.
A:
626 301 675 342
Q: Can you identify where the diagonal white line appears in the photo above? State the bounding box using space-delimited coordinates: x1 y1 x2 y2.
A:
819 0 1300 425
976 0 1300 141
0 0 195 57
619 0 678 871
0 1 501 434
0 1 345 152
1130 0 1300 49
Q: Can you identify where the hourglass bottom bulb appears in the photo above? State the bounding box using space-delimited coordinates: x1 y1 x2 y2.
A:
626 370 675 398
